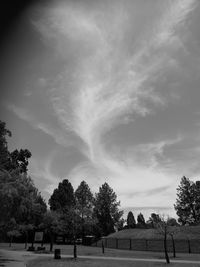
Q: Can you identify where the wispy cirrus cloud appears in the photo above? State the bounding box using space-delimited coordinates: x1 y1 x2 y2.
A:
29 0 195 207
30 0 197 209
6 103 71 147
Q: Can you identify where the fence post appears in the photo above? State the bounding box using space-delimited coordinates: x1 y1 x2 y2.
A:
102 241 105 254
145 239 148 251
116 238 118 249
187 239 191 254
129 239 132 250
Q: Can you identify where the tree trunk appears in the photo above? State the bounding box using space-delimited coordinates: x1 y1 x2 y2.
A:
171 235 176 258
188 239 191 254
164 226 170 264
50 232 54 252
73 240 77 259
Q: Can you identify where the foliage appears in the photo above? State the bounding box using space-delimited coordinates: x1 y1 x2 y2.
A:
40 210 62 251
0 120 11 171
174 176 200 225
93 182 123 236
156 216 180 261
0 170 47 238
75 181 94 237
126 211 136 228
147 213 161 228
167 217 179 226
10 149 32 173
0 120 31 173
49 179 75 212
137 213 146 228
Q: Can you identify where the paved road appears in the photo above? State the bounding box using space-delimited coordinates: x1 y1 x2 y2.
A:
0 249 200 266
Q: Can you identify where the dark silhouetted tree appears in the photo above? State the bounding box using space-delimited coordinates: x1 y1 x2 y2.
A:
49 179 76 240
148 213 161 228
49 179 75 212
93 182 123 236
137 213 146 228
156 216 180 261
0 120 31 173
0 120 11 171
75 181 94 237
127 211 136 228
174 176 200 225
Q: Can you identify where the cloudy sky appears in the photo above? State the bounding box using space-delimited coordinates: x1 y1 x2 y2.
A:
1 0 200 219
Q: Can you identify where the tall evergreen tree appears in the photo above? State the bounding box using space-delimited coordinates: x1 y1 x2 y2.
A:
48 179 76 239
137 212 146 228
93 182 123 236
75 181 94 237
49 179 75 212
127 211 136 228
174 176 200 225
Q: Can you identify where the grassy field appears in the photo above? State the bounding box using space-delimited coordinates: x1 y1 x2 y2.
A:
1 243 200 267
26 257 197 267
107 225 200 240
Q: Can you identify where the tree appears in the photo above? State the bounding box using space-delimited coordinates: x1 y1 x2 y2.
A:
174 176 200 225
10 149 32 173
0 171 47 242
0 120 11 171
0 120 31 173
148 213 161 228
156 219 170 264
127 211 136 228
49 179 75 212
48 179 76 241
19 224 34 249
156 216 180 262
93 182 123 236
167 217 179 226
6 218 21 247
137 213 146 228
75 181 94 238
40 210 61 252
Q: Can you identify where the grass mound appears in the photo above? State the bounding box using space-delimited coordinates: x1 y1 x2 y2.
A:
107 225 200 240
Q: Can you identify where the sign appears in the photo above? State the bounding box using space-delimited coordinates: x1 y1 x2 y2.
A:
34 231 44 242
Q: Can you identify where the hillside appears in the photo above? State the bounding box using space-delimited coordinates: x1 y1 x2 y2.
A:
107 225 200 240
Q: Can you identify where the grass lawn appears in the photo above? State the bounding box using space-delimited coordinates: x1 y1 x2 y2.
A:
2 242 200 266
108 225 200 240
27 257 198 267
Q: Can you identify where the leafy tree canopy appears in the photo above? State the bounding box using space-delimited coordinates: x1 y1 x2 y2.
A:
75 180 93 218
0 120 31 173
0 171 47 227
49 179 75 212
174 176 200 225
94 182 123 236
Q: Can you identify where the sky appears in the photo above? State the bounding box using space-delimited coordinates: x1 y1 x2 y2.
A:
1 0 200 220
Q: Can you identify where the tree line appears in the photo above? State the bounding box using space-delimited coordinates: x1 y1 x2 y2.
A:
1 119 200 250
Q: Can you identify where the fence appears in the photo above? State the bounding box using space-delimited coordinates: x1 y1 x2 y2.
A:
93 238 200 254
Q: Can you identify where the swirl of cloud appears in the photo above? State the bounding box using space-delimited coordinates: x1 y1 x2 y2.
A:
32 0 196 194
